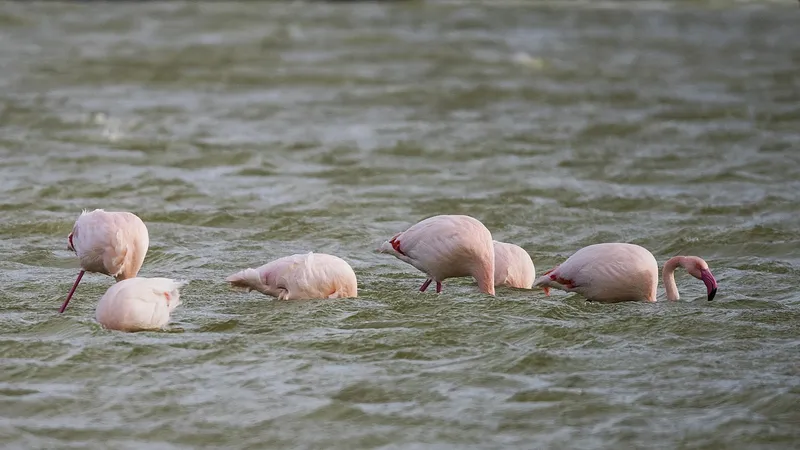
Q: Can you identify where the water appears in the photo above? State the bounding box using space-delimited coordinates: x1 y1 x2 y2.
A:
0 1 798 448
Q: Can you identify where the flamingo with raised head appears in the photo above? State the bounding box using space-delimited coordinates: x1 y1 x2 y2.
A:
60 209 149 313
533 242 718 303
378 214 495 295
493 240 535 289
226 252 358 300
95 277 186 332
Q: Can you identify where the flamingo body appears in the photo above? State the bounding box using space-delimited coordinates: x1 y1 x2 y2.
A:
533 243 657 302
95 277 185 332
493 240 535 289
61 209 149 313
226 252 358 300
533 243 718 303
378 214 495 295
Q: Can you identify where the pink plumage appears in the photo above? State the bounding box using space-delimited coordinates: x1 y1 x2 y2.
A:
95 277 185 332
533 242 718 303
226 252 358 300
493 240 535 289
378 214 495 295
60 209 149 313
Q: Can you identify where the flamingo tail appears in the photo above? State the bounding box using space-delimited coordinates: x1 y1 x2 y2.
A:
225 268 264 293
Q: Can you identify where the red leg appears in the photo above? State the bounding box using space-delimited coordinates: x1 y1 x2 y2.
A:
539 266 558 295
60 270 85 313
419 279 432 292
539 265 571 296
436 281 442 293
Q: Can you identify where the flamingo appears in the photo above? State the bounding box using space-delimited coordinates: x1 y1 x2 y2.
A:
493 240 535 289
60 209 149 313
377 214 495 295
226 252 358 300
95 277 186 332
532 242 718 303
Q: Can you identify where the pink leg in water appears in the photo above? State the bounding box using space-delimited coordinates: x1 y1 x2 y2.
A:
59 270 85 313
419 279 432 292
436 281 442 293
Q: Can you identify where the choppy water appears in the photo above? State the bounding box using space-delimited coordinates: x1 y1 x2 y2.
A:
1 1 798 448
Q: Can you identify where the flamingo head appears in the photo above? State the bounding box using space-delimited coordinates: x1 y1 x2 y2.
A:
685 257 717 301
67 232 75 252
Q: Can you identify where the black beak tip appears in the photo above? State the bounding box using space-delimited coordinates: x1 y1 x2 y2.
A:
707 288 717 301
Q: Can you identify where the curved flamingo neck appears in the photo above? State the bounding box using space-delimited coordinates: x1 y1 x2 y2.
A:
474 259 496 296
662 256 688 301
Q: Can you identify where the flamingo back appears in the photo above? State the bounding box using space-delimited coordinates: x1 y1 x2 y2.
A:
95 277 185 332
493 240 535 289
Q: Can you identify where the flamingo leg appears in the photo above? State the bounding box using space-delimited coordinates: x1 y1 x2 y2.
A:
419 279 433 292
60 270 85 313
539 266 560 296
436 281 442 293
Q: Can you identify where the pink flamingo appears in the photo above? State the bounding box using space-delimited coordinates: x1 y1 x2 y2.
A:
493 240 536 289
378 214 495 295
226 252 358 300
95 277 185 332
60 209 149 313
533 242 718 302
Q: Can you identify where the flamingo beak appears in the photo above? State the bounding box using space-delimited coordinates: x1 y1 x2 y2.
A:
700 269 717 301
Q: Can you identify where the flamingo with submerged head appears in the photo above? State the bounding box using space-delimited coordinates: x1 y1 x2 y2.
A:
226 252 358 300
95 277 186 332
493 240 535 289
378 214 496 295
60 209 149 313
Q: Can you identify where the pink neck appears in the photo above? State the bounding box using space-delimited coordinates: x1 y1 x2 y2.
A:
116 242 146 281
474 259 496 296
662 256 687 301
